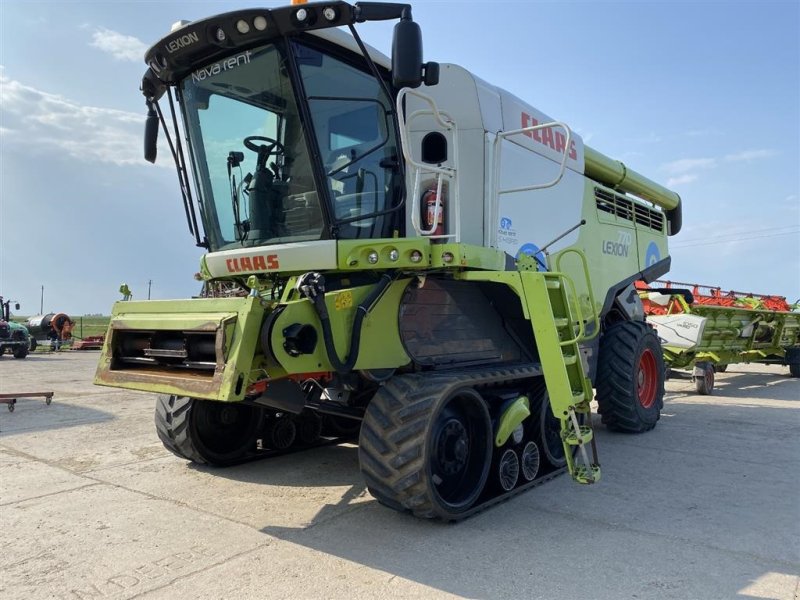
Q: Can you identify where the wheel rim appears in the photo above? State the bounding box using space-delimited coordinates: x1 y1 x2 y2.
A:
705 366 714 392
429 389 491 511
497 449 520 491
268 416 297 450
191 401 258 461
637 348 658 409
520 441 540 482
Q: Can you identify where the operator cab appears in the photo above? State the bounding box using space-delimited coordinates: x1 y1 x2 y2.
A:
142 2 436 252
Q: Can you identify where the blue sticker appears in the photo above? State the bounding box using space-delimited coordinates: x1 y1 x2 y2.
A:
517 243 547 271
645 241 661 267
500 217 513 230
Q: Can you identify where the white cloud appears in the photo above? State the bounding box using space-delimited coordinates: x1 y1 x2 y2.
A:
667 174 698 186
661 157 717 174
723 149 778 162
0 68 164 167
90 27 148 62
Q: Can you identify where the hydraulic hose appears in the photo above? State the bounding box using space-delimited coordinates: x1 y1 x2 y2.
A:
300 272 394 375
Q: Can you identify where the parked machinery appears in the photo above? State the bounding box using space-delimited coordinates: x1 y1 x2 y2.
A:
95 0 684 519
638 281 800 394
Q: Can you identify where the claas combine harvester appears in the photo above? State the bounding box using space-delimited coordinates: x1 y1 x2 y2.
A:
638 281 800 395
95 0 685 519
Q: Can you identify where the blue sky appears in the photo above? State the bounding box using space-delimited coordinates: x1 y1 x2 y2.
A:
1 0 798 316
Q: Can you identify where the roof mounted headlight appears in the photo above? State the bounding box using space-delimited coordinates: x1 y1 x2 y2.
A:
235 19 250 34
214 27 226 42
253 15 268 31
322 7 338 21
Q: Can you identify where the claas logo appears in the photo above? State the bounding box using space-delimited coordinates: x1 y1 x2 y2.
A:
225 254 279 273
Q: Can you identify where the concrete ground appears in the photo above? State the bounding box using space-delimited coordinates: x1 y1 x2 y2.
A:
0 352 798 600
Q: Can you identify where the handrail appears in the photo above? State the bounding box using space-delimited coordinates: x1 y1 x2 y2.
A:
555 248 600 342
490 121 573 248
396 88 459 241
493 121 573 196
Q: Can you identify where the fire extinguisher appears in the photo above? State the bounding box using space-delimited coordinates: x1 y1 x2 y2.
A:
422 184 445 236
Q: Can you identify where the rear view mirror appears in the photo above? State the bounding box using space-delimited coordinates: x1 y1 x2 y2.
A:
391 17 423 88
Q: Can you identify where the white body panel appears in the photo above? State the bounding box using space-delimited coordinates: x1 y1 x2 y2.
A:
205 240 338 278
404 64 586 253
647 314 707 350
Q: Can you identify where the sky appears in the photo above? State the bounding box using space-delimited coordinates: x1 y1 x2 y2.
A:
1 0 798 316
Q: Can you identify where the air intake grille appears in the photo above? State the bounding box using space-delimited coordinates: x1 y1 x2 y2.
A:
595 188 663 232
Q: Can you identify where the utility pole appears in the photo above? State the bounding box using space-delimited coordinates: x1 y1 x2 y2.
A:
40 285 44 314
148 280 152 300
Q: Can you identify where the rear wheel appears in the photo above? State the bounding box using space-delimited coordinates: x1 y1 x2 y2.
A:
596 321 665 433
13 344 28 359
155 395 262 465
694 362 715 395
359 375 493 520
787 348 800 378
715 364 728 373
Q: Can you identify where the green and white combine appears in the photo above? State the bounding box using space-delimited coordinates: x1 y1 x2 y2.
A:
639 282 800 395
95 1 683 519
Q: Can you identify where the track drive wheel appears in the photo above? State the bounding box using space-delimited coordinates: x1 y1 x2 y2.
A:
155 395 262 465
596 320 665 433
694 362 715 395
359 375 493 520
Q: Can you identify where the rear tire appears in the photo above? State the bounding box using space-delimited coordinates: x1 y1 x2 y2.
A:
787 348 800 378
155 395 262 465
694 362 714 395
13 345 28 359
359 375 493 520
596 320 665 433
715 364 728 373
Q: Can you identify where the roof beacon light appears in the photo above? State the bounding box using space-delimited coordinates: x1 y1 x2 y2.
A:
291 0 308 4
236 19 250 34
323 7 338 21
253 16 268 31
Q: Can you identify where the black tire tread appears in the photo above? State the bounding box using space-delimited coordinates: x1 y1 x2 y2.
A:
595 321 664 433
154 395 207 464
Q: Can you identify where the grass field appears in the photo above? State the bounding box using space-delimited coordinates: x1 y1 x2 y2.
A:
10 315 110 341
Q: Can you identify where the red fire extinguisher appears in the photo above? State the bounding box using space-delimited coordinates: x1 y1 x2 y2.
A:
422 184 445 236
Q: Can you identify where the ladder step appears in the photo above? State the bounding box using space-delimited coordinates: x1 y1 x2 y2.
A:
573 393 588 404
572 464 601 485
562 353 577 366
553 317 570 328
564 425 594 446
545 279 562 290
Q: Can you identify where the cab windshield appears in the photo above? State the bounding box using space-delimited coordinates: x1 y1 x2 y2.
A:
180 39 399 251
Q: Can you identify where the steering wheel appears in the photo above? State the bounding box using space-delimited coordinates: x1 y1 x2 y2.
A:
243 135 285 157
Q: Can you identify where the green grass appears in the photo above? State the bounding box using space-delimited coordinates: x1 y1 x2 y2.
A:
10 315 110 339
70 316 111 339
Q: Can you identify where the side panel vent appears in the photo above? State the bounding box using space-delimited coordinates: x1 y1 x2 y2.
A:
595 187 663 232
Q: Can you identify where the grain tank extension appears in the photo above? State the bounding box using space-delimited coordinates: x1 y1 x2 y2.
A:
95 1 683 519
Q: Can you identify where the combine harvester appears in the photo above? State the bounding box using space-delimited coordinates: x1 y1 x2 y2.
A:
96 0 685 519
638 281 800 394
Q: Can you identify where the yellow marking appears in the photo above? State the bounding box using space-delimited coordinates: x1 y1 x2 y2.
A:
335 291 353 311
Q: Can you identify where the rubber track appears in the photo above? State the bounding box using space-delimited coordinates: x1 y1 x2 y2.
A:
595 321 664 433
359 363 564 521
